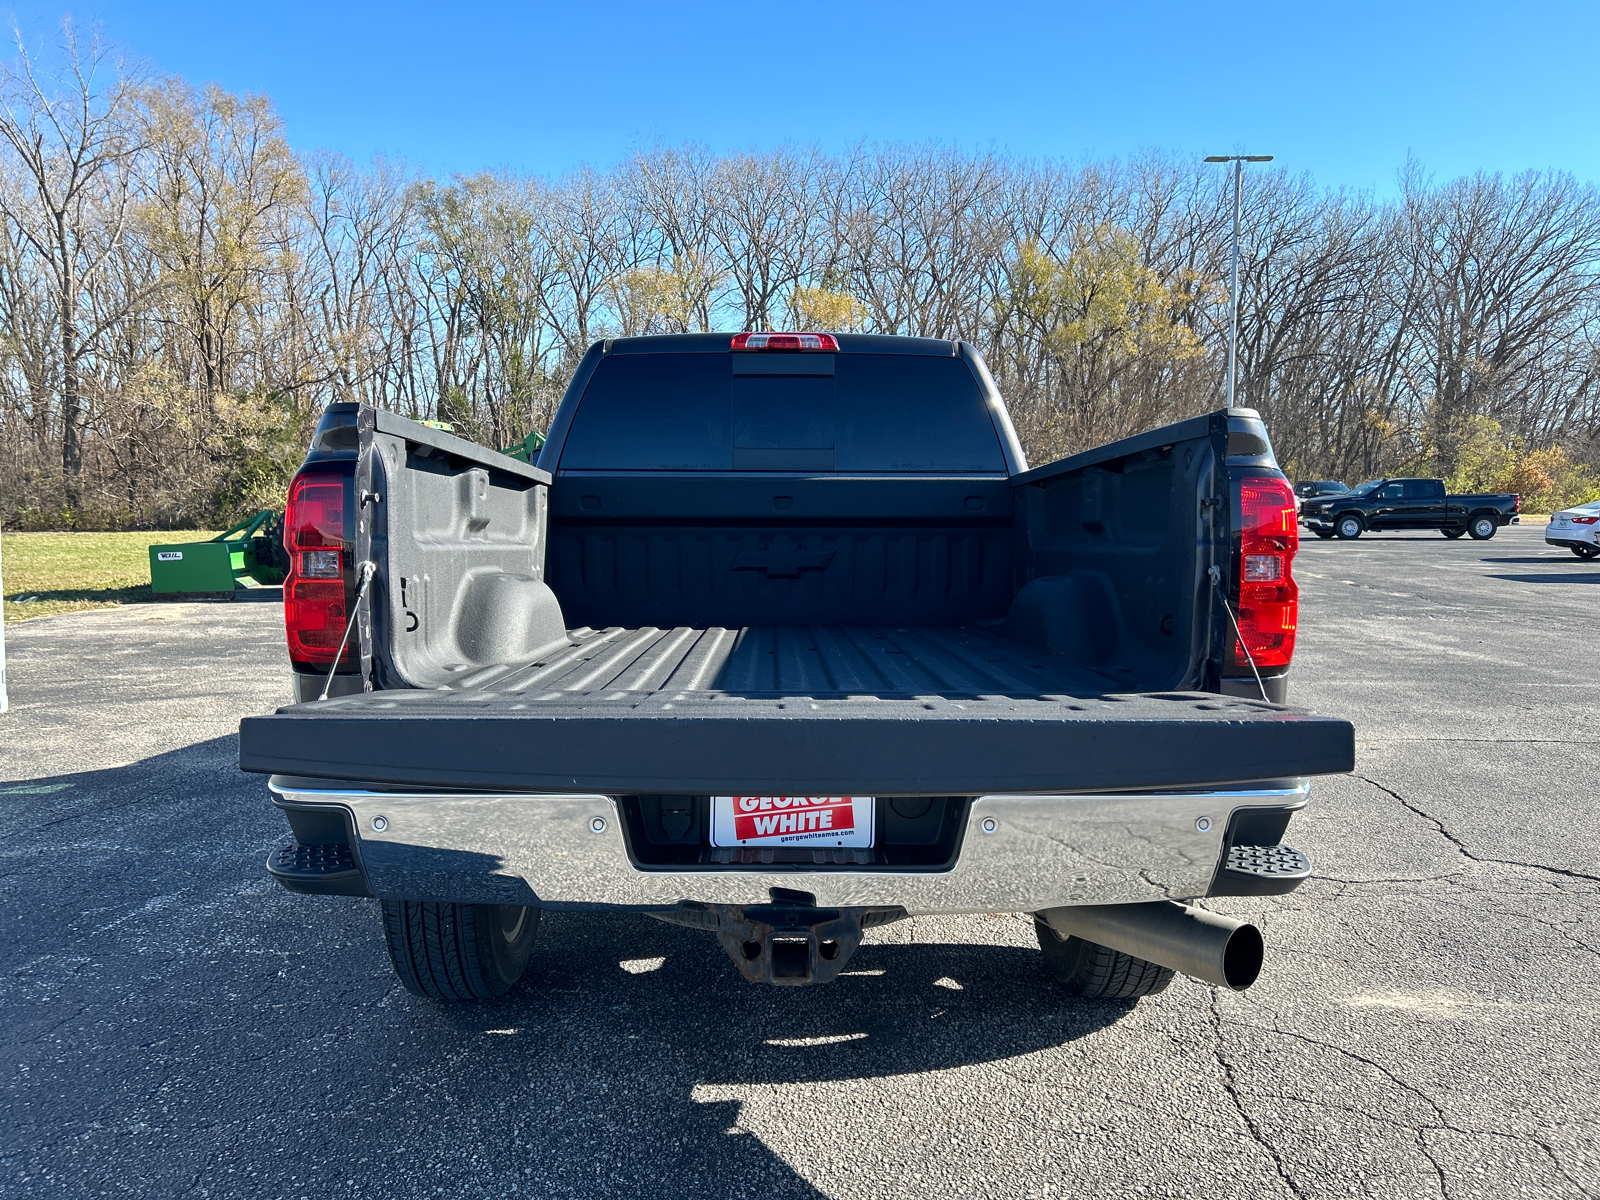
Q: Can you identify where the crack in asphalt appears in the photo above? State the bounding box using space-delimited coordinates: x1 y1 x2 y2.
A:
1256 1087 1571 1200
1257 1022 1447 1120
1359 775 1600 885
1504 910 1600 956
1273 1096 1597 1200
1314 872 1466 887
1306 871 1501 906
1415 1128 1454 1200
1522 1135 1600 1200
1239 1023 1599 1199
1207 994 1304 1199
5 1004 89 1052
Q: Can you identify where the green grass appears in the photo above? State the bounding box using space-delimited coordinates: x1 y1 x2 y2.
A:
2 531 220 624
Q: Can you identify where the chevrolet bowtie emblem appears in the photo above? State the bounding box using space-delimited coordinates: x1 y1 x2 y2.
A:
730 543 835 579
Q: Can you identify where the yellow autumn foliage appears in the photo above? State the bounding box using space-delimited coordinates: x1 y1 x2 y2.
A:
1445 416 1600 509
1011 229 1206 367
790 286 868 333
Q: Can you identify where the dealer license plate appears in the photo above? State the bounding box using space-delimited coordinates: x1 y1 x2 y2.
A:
709 796 875 848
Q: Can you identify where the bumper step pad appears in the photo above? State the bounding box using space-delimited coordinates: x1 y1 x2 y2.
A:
1215 842 1312 896
266 836 370 897
1226 843 1312 878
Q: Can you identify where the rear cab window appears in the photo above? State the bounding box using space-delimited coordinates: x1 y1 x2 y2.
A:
1402 480 1444 499
558 350 1007 473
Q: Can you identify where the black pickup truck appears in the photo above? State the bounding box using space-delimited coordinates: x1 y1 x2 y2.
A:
1299 477 1520 540
240 333 1353 1004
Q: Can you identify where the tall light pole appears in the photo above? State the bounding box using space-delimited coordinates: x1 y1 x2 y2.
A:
1204 154 1273 408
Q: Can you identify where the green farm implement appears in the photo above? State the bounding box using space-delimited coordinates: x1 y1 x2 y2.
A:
149 511 287 594
501 429 546 463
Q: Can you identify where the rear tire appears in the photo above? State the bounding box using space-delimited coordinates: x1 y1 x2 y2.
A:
1572 544 1600 560
1468 515 1497 540
381 900 538 999
1335 515 1363 540
1442 528 1465 539
1034 917 1174 1000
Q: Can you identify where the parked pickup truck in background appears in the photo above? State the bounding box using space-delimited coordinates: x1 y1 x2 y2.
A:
1293 480 1349 514
240 332 1354 1005
1300 477 1520 541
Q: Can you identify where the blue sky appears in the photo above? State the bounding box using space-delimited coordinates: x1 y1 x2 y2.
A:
5 0 1598 193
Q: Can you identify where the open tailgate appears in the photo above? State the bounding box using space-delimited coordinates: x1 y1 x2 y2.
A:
239 687 1353 795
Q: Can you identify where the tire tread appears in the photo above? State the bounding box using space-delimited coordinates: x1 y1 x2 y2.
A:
1034 918 1175 1000
382 900 529 1000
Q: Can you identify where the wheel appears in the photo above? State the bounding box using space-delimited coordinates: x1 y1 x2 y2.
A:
1572 544 1600 560
1468 515 1497 540
1335 515 1363 539
381 900 538 999
1313 528 1336 539
1034 917 1174 1000
1442 528 1465 539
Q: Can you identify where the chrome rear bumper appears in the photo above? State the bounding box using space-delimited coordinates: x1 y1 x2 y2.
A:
268 778 1311 914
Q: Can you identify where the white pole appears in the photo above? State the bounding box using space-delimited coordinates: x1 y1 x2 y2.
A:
1226 157 1243 409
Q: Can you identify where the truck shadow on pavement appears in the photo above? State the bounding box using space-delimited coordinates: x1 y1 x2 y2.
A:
1479 555 1592 565
1 738 1130 1199
1487 571 1600 584
1472 560 1574 569
365 911 1133 1196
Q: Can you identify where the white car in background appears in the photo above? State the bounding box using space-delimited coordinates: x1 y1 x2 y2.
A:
1545 500 1600 559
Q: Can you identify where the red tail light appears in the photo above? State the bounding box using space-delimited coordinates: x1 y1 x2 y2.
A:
730 332 839 351
1234 476 1298 670
284 472 353 666
1513 494 1521 513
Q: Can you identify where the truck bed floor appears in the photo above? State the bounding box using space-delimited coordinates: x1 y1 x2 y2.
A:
462 623 1127 699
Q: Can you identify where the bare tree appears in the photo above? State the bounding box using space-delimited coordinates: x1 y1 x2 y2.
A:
1401 167 1600 470
2 52 1599 531
0 20 147 508
139 77 303 415
298 152 416 408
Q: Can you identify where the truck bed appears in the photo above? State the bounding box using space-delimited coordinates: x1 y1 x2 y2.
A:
239 622 1353 795
456 622 1135 697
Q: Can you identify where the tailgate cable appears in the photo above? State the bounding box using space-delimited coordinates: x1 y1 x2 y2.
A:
320 560 376 701
1208 565 1268 702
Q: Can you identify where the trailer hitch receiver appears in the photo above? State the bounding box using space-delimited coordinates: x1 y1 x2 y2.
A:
654 898 906 985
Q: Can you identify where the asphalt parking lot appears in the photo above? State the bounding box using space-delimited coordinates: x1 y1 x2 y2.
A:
2 523 1596 1199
